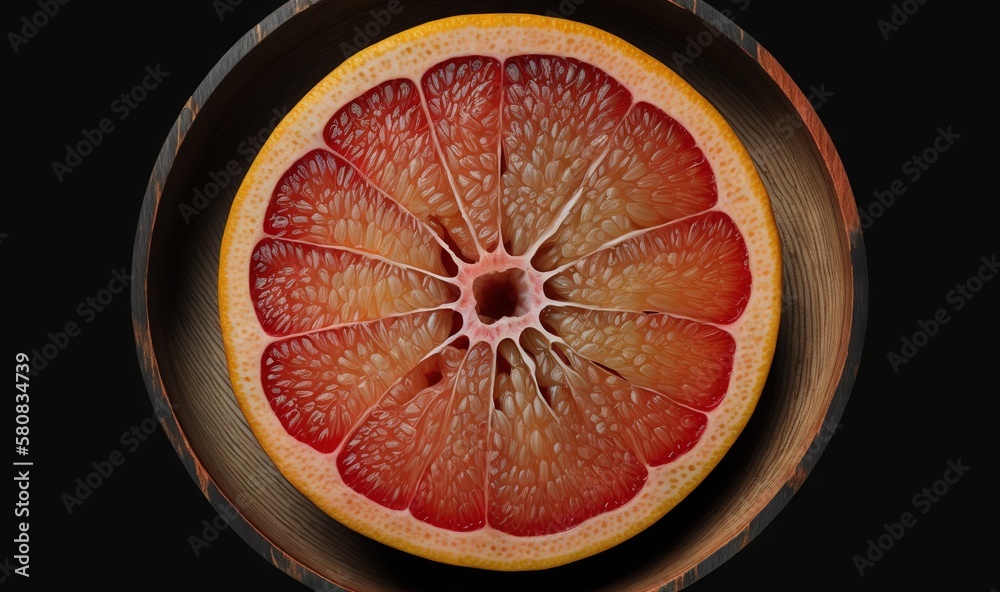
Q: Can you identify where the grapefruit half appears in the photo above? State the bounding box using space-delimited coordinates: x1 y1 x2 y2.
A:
218 13 781 571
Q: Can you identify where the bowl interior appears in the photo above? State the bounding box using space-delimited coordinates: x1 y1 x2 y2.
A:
134 0 860 590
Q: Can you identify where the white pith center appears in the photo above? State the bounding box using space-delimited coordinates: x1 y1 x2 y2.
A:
452 249 548 347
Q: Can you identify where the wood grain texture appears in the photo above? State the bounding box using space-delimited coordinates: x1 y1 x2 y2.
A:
131 0 867 590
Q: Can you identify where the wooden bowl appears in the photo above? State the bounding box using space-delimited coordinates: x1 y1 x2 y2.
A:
132 0 867 589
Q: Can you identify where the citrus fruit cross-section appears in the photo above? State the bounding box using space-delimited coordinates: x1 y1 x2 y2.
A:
218 13 781 571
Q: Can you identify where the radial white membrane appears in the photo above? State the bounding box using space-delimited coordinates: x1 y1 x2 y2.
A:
324 78 479 262
261 310 454 453
264 149 451 276
499 55 633 257
337 348 465 510
487 337 648 536
250 237 457 335
532 101 717 271
409 341 494 531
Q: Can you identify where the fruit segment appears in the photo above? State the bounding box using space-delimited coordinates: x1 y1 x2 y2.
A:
338 343 498 533
533 102 717 270
260 310 453 453
338 348 465 512
500 55 632 256
541 307 735 411
544 211 751 324
422 57 503 253
410 341 493 531
488 339 646 536
264 149 450 275
250 238 456 336
324 79 478 262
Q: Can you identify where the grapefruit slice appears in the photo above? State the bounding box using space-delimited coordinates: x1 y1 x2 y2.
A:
219 13 781 571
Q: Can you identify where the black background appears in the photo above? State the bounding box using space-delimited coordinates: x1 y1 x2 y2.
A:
3 1 998 590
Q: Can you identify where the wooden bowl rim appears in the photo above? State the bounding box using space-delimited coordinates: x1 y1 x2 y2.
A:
131 1 868 589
